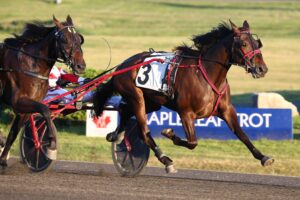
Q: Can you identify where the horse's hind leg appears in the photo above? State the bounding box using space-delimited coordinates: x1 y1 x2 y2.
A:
106 102 134 142
127 92 177 173
220 104 274 166
161 112 198 150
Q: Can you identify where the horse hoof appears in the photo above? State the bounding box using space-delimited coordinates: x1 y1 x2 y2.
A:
0 159 7 168
161 128 174 139
106 132 118 142
165 164 178 174
46 148 57 160
115 131 125 144
261 156 274 166
0 148 9 160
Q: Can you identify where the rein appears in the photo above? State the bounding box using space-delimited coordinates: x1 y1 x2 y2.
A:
42 58 164 110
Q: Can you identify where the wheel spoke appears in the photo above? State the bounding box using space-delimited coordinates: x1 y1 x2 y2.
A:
129 153 135 170
39 125 47 143
35 149 40 169
41 142 50 147
121 151 129 166
26 147 37 165
40 147 49 160
114 145 128 153
23 135 34 143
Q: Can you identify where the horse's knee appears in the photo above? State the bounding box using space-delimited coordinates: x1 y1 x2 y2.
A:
187 141 198 150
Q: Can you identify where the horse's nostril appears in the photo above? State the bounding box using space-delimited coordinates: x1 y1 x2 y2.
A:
78 64 86 70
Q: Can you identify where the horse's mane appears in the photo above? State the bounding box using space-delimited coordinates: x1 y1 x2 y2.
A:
4 23 56 47
174 22 232 55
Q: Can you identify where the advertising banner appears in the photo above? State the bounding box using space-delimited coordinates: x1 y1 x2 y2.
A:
147 107 293 140
86 107 293 140
86 110 118 137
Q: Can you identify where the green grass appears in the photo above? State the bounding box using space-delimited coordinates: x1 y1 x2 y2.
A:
0 0 299 93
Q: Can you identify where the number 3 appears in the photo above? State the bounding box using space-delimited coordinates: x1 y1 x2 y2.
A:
137 64 151 85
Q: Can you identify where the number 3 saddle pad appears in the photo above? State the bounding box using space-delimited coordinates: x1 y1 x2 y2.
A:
135 52 175 92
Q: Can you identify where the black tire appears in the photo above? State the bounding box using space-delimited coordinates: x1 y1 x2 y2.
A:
112 119 150 177
20 115 56 172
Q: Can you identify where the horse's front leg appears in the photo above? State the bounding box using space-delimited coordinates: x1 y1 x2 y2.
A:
0 131 5 148
13 98 58 160
0 114 26 167
161 112 198 150
219 104 274 166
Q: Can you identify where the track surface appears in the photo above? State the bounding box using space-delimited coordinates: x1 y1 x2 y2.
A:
0 158 299 200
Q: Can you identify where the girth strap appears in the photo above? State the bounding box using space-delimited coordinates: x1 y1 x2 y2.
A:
0 68 48 80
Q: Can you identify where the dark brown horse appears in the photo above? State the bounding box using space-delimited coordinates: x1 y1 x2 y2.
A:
94 20 274 173
0 15 86 167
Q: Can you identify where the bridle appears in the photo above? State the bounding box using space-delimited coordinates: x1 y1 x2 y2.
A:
231 31 263 73
0 25 82 80
54 25 81 67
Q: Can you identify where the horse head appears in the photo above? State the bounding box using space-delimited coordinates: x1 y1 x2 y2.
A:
230 20 268 78
53 15 86 74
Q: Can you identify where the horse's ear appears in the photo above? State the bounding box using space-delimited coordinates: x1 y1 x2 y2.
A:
79 34 84 44
243 20 250 30
229 19 240 35
66 15 74 25
53 15 63 29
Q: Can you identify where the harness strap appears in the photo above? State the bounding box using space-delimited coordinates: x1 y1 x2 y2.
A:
166 56 181 96
178 58 228 116
0 68 48 80
197 57 228 116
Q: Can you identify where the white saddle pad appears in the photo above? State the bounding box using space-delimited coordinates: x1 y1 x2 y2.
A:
135 52 174 92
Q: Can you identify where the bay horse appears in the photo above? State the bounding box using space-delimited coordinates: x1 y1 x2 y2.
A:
0 15 86 167
94 20 274 173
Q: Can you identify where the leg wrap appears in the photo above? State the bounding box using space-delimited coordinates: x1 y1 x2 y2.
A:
154 146 165 159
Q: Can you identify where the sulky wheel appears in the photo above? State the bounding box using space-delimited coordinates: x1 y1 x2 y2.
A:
20 115 56 172
112 119 150 177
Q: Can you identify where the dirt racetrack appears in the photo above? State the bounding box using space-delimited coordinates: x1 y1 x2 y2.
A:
0 158 299 200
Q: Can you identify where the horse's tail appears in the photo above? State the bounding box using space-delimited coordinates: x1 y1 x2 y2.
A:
93 78 115 116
